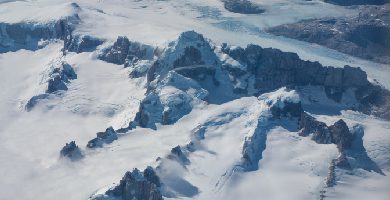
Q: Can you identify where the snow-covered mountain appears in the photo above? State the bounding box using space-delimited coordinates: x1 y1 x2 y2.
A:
0 1 389 200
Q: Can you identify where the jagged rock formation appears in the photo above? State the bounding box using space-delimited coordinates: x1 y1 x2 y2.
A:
46 62 77 93
92 167 163 200
324 0 390 6
0 8 80 53
167 145 190 165
89 30 389 155
106 30 389 138
147 31 220 84
299 112 333 144
326 159 336 187
221 43 390 119
329 119 354 151
0 3 104 55
98 36 154 67
87 127 118 148
222 44 370 95
128 31 220 129
268 4 390 64
299 112 353 151
60 141 83 160
222 0 265 14
66 35 104 53
134 72 207 129
25 59 77 111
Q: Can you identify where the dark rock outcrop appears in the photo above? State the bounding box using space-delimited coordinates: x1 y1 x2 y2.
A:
329 119 353 151
222 44 390 119
222 45 370 94
60 141 83 160
46 62 77 93
98 36 154 67
299 113 353 150
299 112 333 144
268 4 390 64
101 167 163 200
66 35 104 53
25 60 77 111
167 146 190 165
87 127 118 148
326 159 337 187
133 93 163 129
270 100 303 119
0 14 79 53
222 0 265 14
147 31 220 84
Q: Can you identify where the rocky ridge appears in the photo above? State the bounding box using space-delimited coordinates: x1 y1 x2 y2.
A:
268 4 390 64
87 127 118 148
91 167 163 200
25 58 77 111
92 30 390 138
60 141 83 160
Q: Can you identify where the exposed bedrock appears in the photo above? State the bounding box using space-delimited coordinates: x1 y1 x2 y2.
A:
269 99 303 119
147 31 220 85
0 4 104 54
0 13 80 53
92 167 163 200
268 4 390 64
221 43 390 120
299 112 353 150
222 0 265 14
25 59 77 111
298 112 384 174
167 145 190 165
96 29 389 141
87 127 118 148
60 141 83 160
66 35 104 53
222 44 370 93
111 30 389 135
98 36 155 67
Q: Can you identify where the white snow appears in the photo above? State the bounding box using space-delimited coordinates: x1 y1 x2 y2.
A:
0 1 389 200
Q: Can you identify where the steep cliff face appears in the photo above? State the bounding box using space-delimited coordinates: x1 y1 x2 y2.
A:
222 44 370 94
96 30 389 135
0 11 80 53
98 36 155 67
221 43 390 119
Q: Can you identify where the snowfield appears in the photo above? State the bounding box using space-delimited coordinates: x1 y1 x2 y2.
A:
0 0 389 200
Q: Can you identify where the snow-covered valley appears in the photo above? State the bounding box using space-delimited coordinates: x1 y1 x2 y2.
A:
0 0 389 200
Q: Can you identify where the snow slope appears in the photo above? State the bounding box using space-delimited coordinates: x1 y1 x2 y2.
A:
0 1 389 200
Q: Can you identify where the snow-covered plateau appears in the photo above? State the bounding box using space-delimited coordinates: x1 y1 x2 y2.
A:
0 0 389 200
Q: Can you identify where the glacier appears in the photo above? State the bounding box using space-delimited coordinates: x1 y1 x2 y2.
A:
0 1 389 200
